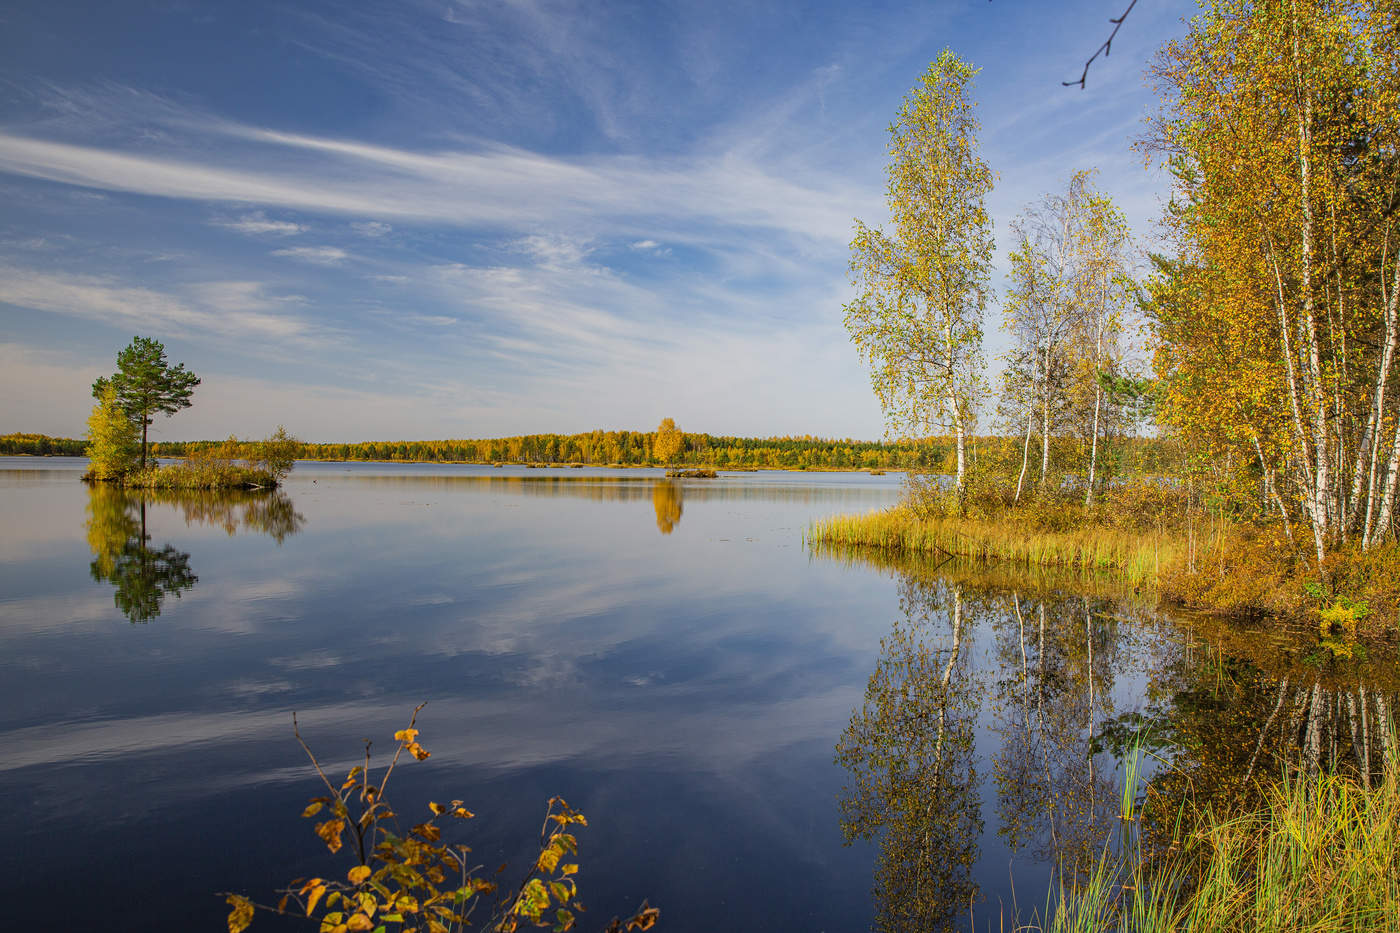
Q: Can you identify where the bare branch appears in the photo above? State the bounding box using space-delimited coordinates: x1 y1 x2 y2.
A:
1064 0 1139 90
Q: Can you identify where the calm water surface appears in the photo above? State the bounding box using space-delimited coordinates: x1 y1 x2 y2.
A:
1 458 1393 931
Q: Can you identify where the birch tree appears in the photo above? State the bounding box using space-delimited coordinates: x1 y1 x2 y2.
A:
1147 0 1400 560
1068 187 1132 505
845 50 994 493
1001 171 1133 501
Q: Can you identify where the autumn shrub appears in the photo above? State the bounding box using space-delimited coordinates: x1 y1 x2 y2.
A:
224 705 657 933
121 428 300 489
902 470 1189 535
1159 523 1400 634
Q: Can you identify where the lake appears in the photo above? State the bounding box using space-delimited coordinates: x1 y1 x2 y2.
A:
1 458 1393 932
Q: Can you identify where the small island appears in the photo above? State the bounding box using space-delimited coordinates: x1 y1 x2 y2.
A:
84 336 297 489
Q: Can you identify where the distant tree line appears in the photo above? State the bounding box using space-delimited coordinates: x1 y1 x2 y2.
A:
3 429 1176 475
0 433 87 456
168 431 932 469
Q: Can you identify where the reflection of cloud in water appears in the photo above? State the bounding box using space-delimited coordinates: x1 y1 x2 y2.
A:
0 686 865 786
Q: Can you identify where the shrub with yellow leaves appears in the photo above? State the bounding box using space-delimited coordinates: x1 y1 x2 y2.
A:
222 704 658 933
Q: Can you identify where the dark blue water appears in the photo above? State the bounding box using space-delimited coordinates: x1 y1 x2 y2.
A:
1 458 1389 932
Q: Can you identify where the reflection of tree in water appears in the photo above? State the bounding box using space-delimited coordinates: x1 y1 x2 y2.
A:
1097 629 1400 859
652 480 683 535
85 485 305 623
989 592 1125 879
836 576 982 933
169 487 306 542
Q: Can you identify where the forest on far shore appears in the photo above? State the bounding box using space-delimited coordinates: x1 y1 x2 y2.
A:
0 429 1175 475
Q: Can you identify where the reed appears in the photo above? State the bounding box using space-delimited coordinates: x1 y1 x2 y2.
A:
808 506 1179 587
1027 757 1400 933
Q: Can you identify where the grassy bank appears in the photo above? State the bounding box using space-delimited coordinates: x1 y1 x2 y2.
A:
809 505 1178 588
1028 760 1400 933
809 477 1186 589
809 476 1400 633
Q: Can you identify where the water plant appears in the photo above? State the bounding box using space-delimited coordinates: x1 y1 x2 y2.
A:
1025 752 1400 932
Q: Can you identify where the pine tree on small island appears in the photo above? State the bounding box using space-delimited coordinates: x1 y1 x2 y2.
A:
92 335 200 471
83 336 299 488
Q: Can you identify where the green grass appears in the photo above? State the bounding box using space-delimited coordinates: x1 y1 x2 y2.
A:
808 506 1179 587
1024 758 1400 933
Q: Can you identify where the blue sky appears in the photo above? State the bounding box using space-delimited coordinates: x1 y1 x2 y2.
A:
0 0 1185 443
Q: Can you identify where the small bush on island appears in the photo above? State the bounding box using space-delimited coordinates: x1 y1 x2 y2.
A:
223 706 658 933
85 427 300 489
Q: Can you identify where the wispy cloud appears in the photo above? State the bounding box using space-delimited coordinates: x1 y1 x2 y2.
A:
0 265 317 342
270 245 348 265
0 124 875 246
213 211 305 236
351 220 391 237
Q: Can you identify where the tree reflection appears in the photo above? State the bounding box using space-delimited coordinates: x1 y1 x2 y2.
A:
836 576 982 932
652 480 683 535
989 592 1125 879
814 544 1400 919
1095 626 1400 859
85 485 305 622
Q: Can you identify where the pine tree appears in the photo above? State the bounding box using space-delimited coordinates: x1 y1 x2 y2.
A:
93 336 201 470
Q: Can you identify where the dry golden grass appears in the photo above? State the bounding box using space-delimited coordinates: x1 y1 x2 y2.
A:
809 505 1180 587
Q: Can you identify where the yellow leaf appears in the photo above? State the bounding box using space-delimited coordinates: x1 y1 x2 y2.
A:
428 801 446 816
226 894 254 933
315 819 346 854
394 728 419 743
409 742 431 761
345 914 374 932
303 801 324 818
452 807 474 819
347 865 371 885
560 864 578 877
306 883 328 917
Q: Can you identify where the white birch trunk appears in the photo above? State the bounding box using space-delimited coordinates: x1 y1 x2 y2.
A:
1015 409 1032 502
